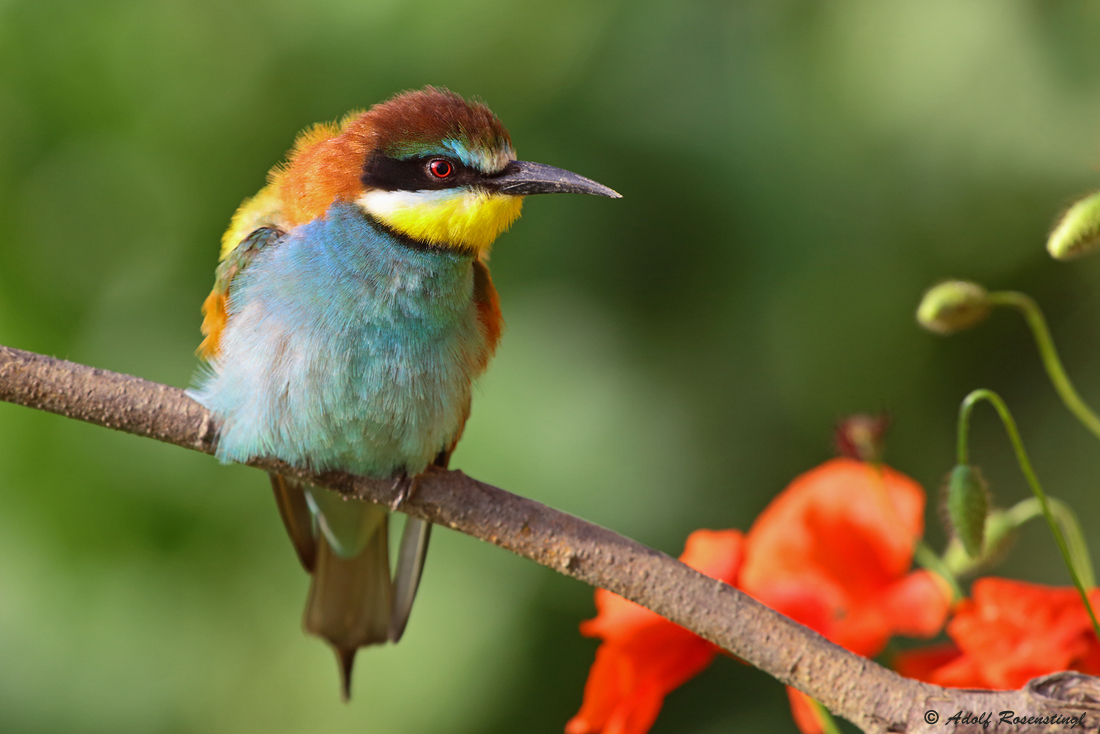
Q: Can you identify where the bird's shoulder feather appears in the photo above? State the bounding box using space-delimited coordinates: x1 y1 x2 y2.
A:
198 220 286 360
471 257 503 370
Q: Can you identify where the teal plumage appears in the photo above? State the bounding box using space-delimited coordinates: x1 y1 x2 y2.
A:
193 87 619 699
192 201 487 477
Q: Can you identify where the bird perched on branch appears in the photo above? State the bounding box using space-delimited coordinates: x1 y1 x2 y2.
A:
189 87 619 698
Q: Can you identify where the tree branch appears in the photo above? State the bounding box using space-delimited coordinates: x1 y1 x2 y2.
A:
1 343 1097 733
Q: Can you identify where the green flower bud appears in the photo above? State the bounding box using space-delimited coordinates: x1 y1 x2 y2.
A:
942 507 1017 578
1048 191 1100 261
916 281 991 335
945 464 990 558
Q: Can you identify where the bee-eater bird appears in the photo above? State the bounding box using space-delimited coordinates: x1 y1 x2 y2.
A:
189 87 619 699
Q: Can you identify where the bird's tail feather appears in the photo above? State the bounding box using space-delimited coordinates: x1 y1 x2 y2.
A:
389 517 431 642
269 474 316 572
303 499 392 701
269 472 434 699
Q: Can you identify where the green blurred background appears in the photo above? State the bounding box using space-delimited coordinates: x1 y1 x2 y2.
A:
1 1 1100 732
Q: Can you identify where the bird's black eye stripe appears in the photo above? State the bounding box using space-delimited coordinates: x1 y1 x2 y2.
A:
362 152 481 191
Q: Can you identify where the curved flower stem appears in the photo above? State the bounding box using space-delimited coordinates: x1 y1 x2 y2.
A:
987 291 1100 442
957 389 1100 639
941 496 1097 585
915 540 963 601
1002 496 1097 589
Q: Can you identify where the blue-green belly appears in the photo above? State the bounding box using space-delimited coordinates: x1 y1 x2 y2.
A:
191 202 486 478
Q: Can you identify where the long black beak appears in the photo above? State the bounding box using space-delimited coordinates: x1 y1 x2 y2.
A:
488 160 621 198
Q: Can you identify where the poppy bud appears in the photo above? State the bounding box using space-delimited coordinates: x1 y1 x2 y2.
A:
942 507 1017 578
916 281 991 335
1048 191 1100 261
833 413 890 463
945 464 990 557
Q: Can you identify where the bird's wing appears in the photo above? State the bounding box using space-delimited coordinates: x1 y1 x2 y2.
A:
269 473 317 573
471 257 503 370
198 187 287 361
387 444 458 643
197 225 285 359
389 262 499 639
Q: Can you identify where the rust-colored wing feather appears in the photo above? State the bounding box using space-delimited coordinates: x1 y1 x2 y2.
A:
198 225 285 359
471 258 503 370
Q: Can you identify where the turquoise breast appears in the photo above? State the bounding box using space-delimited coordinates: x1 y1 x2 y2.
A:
191 202 486 478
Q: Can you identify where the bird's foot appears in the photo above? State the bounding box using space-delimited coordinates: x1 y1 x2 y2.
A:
388 466 447 511
388 472 418 512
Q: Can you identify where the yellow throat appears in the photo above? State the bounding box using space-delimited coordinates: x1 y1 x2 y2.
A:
357 188 524 254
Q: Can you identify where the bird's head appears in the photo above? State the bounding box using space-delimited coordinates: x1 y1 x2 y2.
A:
271 87 619 256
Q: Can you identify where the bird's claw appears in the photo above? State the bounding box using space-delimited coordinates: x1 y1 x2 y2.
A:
389 473 417 512
387 465 446 511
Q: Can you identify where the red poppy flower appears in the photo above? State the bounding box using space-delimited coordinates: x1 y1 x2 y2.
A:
738 458 952 733
565 529 745 734
567 458 951 734
739 458 951 656
895 578 1100 689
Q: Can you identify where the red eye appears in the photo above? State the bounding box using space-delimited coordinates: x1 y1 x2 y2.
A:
429 159 453 178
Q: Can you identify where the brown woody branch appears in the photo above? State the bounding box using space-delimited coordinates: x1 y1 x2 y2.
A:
1 343 1098 733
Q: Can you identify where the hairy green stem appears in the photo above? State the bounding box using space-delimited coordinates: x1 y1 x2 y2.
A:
1004 497 1097 590
915 540 962 601
956 389 1100 638
987 291 1100 442
941 496 1096 585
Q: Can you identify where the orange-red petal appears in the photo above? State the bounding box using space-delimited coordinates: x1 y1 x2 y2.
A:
893 643 964 683
739 458 948 658
741 458 925 596
786 688 828 734
569 530 745 734
567 625 717 734
895 578 1100 689
581 530 745 640
881 570 953 639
